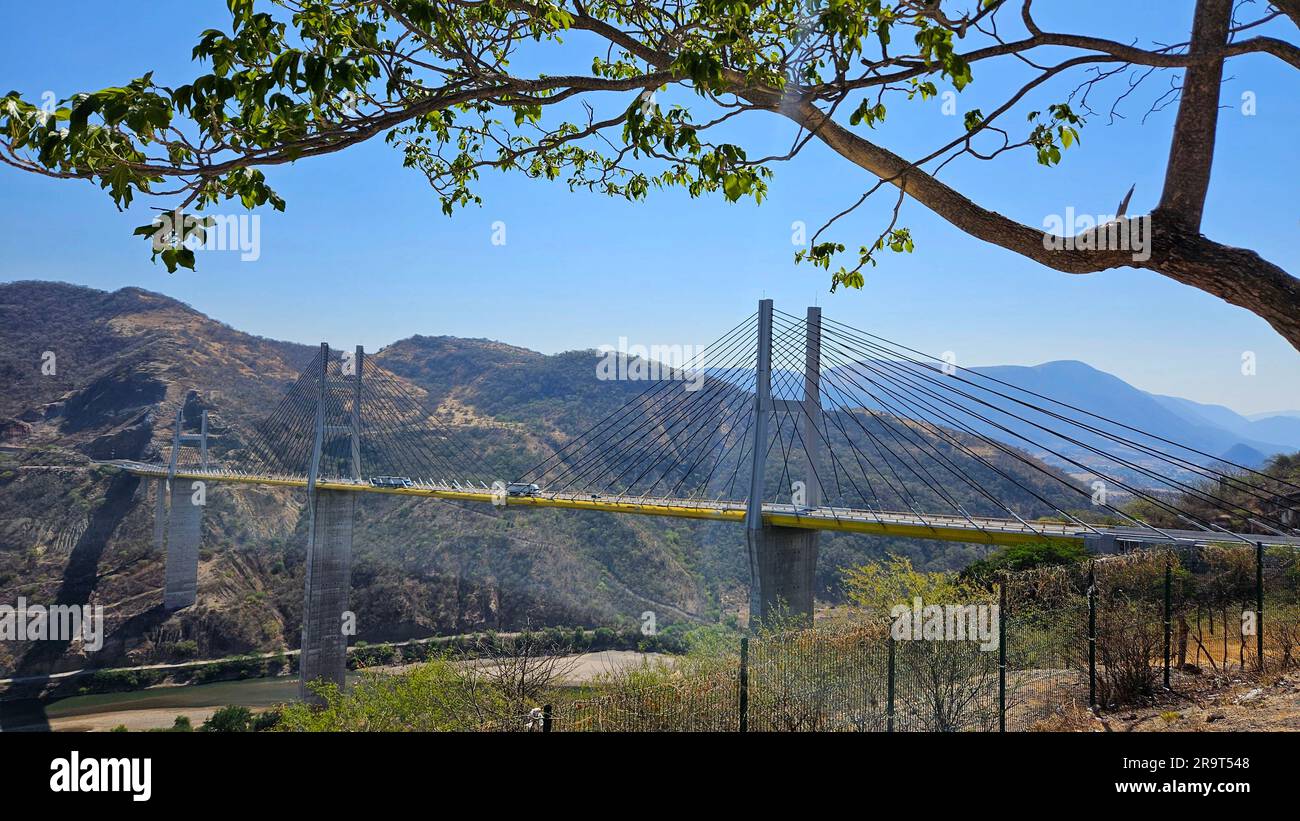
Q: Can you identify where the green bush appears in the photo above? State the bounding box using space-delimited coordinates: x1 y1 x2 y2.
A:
277 659 505 732
201 705 253 733
252 708 282 732
962 541 1088 583
148 715 194 732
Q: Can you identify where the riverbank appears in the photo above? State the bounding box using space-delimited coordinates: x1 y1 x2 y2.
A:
3 650 672 732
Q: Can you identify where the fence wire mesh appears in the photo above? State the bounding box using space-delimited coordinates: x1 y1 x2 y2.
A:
542 544 1300 732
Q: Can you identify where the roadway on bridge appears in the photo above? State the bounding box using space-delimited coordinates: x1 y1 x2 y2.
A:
102 461 1300 550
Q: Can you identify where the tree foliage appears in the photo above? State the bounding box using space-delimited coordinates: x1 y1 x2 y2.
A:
3 1 1299 346
961 540 1089 583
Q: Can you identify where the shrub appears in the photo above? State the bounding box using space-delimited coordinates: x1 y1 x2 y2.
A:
277 659 505 732
1093 598 1161 705
252 709 282 732
201 705 253 732
962 541 1088 583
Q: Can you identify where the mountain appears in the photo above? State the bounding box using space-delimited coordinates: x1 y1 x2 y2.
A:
1217 443 1270 470
0 283 715 680
817 358 1287 485
964 361 1297 475
1150 394 1300 455
1247 410 1300 422
4 283 1296 682
0 282 1087 680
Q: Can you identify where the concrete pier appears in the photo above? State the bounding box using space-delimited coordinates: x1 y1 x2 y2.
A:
298 488 355 699
159 406 208 610
748 526 819 624
152 477 166 555
163 479 201 610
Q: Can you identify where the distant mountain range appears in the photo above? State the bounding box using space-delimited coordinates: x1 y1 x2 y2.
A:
973 361 1300 469
1248 410 1300 422
789 357 1296 490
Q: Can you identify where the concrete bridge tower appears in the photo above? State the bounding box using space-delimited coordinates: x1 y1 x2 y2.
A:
298 344 362 700
745 300 822 627
161 405 208 610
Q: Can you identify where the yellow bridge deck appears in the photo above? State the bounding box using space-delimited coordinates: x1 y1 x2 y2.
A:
103 461 1300 550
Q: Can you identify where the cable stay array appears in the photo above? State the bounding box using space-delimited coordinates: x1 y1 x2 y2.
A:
158 344 501 489
803 310 1300 544
518 305 1300 548
518 311 765 505
137 304 1300 550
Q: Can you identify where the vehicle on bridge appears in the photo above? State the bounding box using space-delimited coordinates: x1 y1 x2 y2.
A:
506 482 540 497
370 476 415 489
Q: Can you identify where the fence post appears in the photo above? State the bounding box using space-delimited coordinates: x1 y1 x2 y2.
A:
738 636 749 733
998 581 1007 732
1163 555 1172 690
1088 561 1097 710
1256 541 1265 673
887 634 896 733
542 703 552 733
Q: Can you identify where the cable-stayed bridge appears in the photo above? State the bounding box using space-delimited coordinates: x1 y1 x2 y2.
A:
98 301 1300 696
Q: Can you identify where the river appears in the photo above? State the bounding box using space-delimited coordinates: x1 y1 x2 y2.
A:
0 650 667 731
0 674 353 732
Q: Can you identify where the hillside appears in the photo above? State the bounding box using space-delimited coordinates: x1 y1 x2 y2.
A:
0 281 1087 679
1126 451 1300 533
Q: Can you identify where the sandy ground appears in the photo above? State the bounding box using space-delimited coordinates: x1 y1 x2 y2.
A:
552 650 673 683
373 650 673 683
46 707 226 733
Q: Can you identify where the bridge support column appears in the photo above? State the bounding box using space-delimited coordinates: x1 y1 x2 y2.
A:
299 488 355 700
161 406 209 610
745 302 823 628
298 343 358 701
163 478 201 610
749 526 819 625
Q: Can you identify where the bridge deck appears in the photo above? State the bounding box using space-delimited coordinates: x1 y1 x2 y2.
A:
104 461 1300 550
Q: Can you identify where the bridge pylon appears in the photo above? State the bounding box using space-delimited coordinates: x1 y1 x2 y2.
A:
161 404 208 610
299 343 363 701
745 300 822 628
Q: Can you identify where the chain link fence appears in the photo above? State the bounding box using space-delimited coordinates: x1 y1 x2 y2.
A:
538 543 1300 732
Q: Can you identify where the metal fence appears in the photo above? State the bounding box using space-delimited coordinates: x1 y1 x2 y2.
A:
1005 542 1300 718
542 543 1299 732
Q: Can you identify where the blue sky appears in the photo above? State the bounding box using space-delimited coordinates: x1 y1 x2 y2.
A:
2 1 1298 415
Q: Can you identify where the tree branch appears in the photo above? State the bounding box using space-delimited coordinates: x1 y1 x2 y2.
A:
764 93 1300 349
